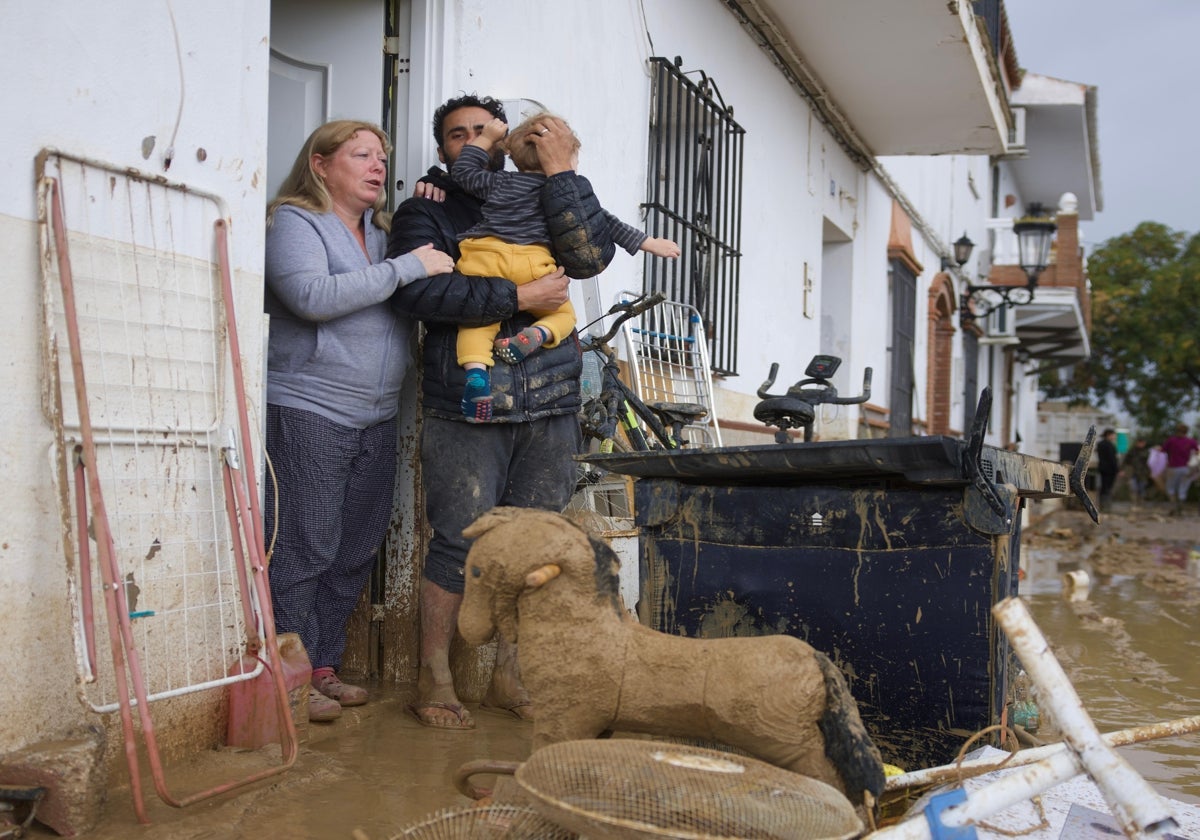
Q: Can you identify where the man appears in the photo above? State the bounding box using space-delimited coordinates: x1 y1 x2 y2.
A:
1095 428 1119 511
387 95 614 729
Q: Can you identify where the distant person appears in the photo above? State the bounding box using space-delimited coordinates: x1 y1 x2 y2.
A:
1148 444 1168 498
1121 437 1151 509
1095 428 1119 510
1161 423 1199 516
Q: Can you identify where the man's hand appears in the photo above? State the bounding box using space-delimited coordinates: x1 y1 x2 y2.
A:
529 116 576 176
516 267 569 312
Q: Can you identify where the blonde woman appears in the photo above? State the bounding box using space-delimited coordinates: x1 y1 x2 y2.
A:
264 120 454 722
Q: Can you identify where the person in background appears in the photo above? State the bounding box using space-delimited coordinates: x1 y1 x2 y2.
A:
450 112 679 421
386 96 616 730
1095 428 1119 511
1161 422 1199 516
1121 437 1151 509
264 120 456 723
1148 443 1169 498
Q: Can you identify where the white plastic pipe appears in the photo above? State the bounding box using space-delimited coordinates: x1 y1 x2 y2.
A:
885 714 1200 792
867 598 1183 840
985 597 1177 837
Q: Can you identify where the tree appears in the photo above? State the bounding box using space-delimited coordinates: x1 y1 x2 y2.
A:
1040 222 1200 433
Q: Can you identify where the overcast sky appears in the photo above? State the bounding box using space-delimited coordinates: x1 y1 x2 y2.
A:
1003 1 1200 250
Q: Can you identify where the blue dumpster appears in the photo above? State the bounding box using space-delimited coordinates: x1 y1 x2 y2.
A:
585 436 1087 770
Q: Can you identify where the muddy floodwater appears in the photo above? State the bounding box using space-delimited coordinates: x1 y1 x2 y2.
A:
1019 503 1200 808
47 503 1200 838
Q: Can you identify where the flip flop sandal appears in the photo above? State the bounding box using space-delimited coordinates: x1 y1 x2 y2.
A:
408 701 475 730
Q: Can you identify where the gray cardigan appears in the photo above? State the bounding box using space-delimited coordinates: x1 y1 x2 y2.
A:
264 205 427 428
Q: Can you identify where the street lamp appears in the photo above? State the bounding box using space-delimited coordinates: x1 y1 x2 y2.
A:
940 232 976 271
952 231 976 267
961 204 1057 323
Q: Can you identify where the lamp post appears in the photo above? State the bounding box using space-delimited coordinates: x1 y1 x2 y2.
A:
961 204 1057 324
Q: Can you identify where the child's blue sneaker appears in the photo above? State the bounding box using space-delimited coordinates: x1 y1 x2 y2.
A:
462 369 493 422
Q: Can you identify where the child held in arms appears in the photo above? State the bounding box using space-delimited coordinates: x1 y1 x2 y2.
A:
451 111 680 420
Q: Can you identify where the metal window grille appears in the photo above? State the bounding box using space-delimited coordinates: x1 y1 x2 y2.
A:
643 56 744 376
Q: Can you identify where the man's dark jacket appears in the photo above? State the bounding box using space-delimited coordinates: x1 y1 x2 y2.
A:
387 166 614 421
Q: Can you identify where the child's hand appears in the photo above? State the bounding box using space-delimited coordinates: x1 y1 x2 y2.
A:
643 237 681 259
482 117 508 143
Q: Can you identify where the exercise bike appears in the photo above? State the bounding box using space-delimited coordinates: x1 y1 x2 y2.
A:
753 355 872 443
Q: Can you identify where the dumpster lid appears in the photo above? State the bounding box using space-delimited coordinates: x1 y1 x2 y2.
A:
580 437 1074 497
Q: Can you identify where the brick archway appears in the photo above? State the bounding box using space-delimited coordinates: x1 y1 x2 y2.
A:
926 272 958 435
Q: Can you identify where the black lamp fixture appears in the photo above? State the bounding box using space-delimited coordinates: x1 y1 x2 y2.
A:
961 203 1057 323
941 232 976 271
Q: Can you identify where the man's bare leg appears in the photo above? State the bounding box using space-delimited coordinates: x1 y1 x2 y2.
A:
411 579 474 729
483 636 534 720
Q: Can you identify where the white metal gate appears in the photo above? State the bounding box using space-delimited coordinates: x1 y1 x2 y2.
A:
37 150 296 821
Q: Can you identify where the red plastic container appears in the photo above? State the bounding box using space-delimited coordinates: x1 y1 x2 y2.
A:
225 632 312 749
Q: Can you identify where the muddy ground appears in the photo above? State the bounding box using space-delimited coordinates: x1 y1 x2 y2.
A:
24 501 1200 838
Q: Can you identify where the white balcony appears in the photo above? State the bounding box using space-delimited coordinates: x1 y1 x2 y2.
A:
741 0 1011 156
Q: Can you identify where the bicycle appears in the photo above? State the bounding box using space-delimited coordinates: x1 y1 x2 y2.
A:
578 292 709 454
753 354 873 443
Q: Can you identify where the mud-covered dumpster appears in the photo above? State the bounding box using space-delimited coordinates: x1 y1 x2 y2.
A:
584 435 1091 771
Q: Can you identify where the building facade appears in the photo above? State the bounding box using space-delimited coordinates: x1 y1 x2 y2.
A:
0 0 1100 824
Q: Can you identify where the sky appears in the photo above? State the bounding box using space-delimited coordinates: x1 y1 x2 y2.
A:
1003 1 1200 250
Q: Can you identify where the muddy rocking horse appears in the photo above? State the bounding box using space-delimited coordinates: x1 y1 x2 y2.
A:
457 507 886 806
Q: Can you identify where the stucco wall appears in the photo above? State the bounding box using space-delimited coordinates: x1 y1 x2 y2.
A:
0 2 270 755
424 0 869 418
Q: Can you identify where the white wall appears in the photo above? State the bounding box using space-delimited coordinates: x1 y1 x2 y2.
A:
0 2 270 752
417 0 870 427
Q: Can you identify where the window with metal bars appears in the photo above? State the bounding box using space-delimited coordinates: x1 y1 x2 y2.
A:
642 56 744 376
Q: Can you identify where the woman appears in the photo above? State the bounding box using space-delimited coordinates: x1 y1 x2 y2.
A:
264 120 454 722
1161 423 1199 516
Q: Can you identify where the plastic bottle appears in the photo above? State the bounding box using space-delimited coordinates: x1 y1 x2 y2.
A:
1009 669 1040 734
225 632 312 749
580 342 603 402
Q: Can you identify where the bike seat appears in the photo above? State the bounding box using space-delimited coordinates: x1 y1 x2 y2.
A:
649 401 709 424
753 397 816 430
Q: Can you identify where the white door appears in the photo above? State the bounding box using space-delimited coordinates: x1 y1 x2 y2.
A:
267 0 396 201
265 0 422 683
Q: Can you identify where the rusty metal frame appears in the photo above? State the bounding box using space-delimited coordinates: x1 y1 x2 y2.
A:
37 150 297 822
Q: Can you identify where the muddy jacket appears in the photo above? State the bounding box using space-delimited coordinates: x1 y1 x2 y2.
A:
387 166 614 422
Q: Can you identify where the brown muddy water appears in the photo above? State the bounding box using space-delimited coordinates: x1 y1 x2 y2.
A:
41 504 1200 838
1018 503 1200 808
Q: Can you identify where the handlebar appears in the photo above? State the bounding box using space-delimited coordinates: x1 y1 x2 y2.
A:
580 292 666 348
756 363 873 406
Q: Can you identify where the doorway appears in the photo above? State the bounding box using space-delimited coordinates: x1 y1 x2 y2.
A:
265 0 422 684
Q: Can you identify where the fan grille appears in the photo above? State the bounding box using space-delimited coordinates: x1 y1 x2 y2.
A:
514 739 863 840
391 803 576 839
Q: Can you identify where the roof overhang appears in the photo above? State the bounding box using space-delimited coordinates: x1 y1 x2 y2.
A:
727 0 1011 157
1007 73 1103 220
1014 287 1090 369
